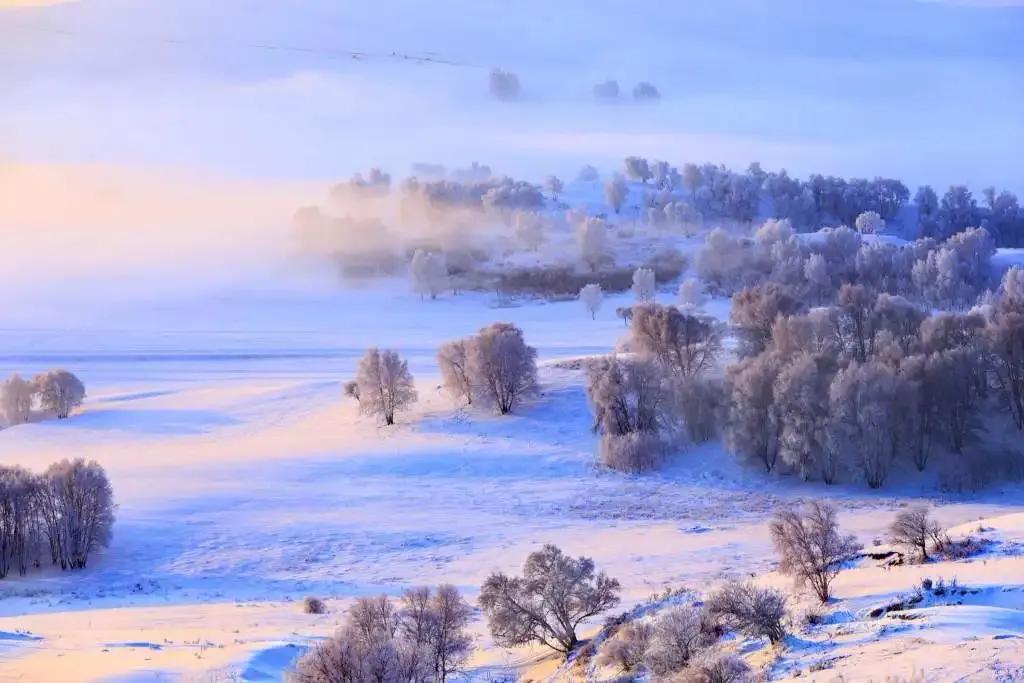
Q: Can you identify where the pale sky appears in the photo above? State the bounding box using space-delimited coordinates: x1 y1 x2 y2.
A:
2 0 1022 191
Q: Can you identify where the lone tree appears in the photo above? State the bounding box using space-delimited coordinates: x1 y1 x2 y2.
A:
466 323 538 415
33 370 85 419
889 506 943 562
769 502 862 602
579 283 604 319
353 348 417 425
479 544 621 656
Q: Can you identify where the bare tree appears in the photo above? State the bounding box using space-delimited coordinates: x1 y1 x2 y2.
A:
465 323 538 415
632 304 723 378
704 581 786 645
354 348 417 425
770 502 862 602
437 339 473 406
889 506 942 562
1 375 34 425
479 544 620 655
32 370 85 419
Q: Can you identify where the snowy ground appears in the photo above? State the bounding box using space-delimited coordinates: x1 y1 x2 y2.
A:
0 281 1022 681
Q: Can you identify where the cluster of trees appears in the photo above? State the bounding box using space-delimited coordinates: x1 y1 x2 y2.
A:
292 586 473 683
346 324 539 424
916 184 1024 246
723 266 1024 487
586 303 724 472
0 459 115 577
402 175 544 213
1 370 86 425
591 80 661 102
696 218 996 310
438 323 538 414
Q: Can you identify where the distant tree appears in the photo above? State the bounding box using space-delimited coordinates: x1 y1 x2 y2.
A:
677 278 707 311
466 323 538 414
938 185 980 239
488 68 521 100
0 375 34 425
616 306 634 327
770 502 862 602
682 164 702 197
915 185 940 237
651 160 672 189
354 348 417 425
632 82 660 101
513 210 546 251
544 175 564 200
579 283 604 320
32 370 84 419
624 157 653 184
604 176 629 214
704 581 786 645
889 506 943 562
592 80 620 100
342 380 361 404
479 544 620 655
631 267 656 302
578 165 600 183
855 210 885 235
804 253 831 301
411 249 449 299
578 217 611 271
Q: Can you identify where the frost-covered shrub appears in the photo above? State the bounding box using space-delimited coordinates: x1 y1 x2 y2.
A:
599 430 667 473
464 323 538 415
480 544 620 656
770 502 862 602
1 374 33 425
303 596 327 614
643 605 717 676
353 348 417 425
32 370 85 419
705 581 786 645
596 621 652 672
579 283 604 319
488 68 521 100
855 210 885 235
680 649 752 683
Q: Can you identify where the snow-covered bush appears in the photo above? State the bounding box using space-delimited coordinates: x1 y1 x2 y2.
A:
488 68 521 100
32 369 85 419
679 649 752 683
855 210 885 235
888 506 943 562
464 323 537 415
599 432 667 473
302 596 326 614
770 502 862 602
704 581 786 645
596 621 652 673
353 348 417 425
579 283 604 319
674 375 724 443
643 604 717 676
480 544 620 656
0 374 33 425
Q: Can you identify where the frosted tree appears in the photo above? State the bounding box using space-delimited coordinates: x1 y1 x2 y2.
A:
354 348 417 425
774 354 832 482
631 267 656 303
39 458 115 569
411 249 449 299
578 217 610 271
632 82 660 100
677 278 707 311
488 68 521 100
513 211 546 250
577 165 600 182
915 185 941 237
770 502 861 602
725 353 783 472
579 283 604 319
730 283 802 357
438 339 473 406
544 175 564 200
631 304 723 378
855 210 885 235
804 253 831 301
604 176 628 214
624 157 652 184
32 370 85 419
1 375 33 425
682 164 702 197
465 323 538 414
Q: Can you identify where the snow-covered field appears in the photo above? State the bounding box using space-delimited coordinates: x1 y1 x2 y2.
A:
0 280 1022 681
